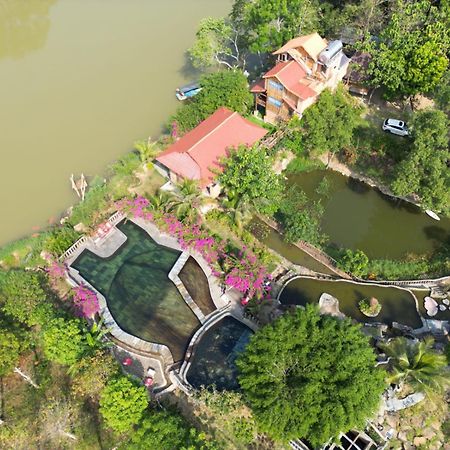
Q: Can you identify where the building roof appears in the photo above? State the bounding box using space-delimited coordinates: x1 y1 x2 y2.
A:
250 79 266 93
264 60 317 100
273 32 328 61
156 107 268 187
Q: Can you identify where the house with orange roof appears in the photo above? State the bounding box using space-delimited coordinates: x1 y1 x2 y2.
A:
251 32 350 123
155 107 268 196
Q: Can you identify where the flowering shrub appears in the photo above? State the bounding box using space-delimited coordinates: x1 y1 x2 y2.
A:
73 285 100 319
47 260 68 280
224 248 272 300
115 196 153 220
116 197 272 300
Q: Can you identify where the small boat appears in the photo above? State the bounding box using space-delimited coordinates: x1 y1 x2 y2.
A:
175 81 202 101
425 210 440 221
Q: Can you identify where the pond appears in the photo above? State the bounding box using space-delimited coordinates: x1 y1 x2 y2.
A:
288 170 450 260
72 220 200 361
186 316 253 391
279 277 422 329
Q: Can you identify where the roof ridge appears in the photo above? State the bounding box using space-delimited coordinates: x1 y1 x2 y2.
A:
187 109 236 156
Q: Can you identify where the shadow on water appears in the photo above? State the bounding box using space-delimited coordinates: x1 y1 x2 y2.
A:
72 220 200 361
0 0 58 60
186 316 253 391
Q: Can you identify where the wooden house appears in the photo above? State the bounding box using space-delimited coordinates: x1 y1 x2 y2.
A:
251 33 351 123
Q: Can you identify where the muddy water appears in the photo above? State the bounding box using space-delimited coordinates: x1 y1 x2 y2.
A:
289 170 450 260
0 0 230 246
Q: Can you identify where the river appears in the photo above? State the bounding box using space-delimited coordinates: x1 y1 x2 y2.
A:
0 0 230 247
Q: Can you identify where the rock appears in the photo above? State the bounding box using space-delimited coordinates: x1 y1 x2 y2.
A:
397 431 408 442
422 428 435 439
74 222 88 233
413 437 427 446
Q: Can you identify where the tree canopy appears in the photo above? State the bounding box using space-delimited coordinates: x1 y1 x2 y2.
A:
42 317 86 366
391 108 449 213
0 329 20 376
0 270 51 326
232 0 320 53
99 377 148 434
171 70 253 133
237 306 385 446
300 86 362 156
188 18 243 69
277 185 326 246
364 0 450 98
219 145 283 215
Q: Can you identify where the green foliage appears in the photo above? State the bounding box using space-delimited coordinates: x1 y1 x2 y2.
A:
219 145 283 216
0 329 20 376
380 337 449 395
337 249 369 277
196 388 257 447
0 232 49 268
123 409 191 450
234 0 319 53
68 178 110 227
133 139 159 163
70 349 118 399
171 70 253 133
44 225 80 256
364 0 450 98
109 152 141 178
277 185 326 246
301 86 362 156
0 270 52 326
391 109 449 213
188 17 241 69
99 376 148 434
432 70 450 116
237 306 385 446
42 317 86 366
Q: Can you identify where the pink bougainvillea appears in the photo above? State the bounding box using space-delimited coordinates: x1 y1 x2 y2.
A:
115 196 272 301
73 285 100 319
47 260 68 280
115 196 153 220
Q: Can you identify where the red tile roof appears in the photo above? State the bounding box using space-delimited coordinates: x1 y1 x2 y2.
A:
156 107 268 187
250 79 266 93
264 60 317 101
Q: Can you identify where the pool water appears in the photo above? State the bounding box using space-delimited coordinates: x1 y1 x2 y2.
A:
179 257 216 316
72 220 200 361
279 277 422 329
186 316 253 391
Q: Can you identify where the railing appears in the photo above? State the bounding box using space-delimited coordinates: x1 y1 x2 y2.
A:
59 236 89 261
107 210 124 225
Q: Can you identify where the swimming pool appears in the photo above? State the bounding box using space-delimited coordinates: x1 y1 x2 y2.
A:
72 220 200 361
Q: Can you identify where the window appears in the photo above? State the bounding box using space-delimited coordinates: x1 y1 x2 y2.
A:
268 97 282 108
268 80 283 91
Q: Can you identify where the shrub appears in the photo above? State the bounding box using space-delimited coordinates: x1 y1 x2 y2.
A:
359 297 382 317
99 376 148 434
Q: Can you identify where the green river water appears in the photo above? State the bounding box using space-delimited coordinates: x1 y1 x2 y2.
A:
0 0 230 246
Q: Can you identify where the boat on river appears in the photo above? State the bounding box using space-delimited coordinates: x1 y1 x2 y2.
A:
425 210 440 221
175 82 201 101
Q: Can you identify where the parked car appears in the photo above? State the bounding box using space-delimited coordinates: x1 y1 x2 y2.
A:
382 118 409 136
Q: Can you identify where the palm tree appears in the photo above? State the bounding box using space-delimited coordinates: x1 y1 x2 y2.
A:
133 138 159 163
223 191 253 231
380 337 449 396
148 190 176 213
174 179 204 222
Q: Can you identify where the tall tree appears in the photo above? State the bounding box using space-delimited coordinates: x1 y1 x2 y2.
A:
300 86 362 158
235 0 320 53
99 376 148 434
380 337 449 396
0 270 52 326
219 145 284 216
364 0 450 99
391 109 449 213
42 317 86 366
188 18 244 69
171 70 253 133
0 329 20 377
237 306 386 446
